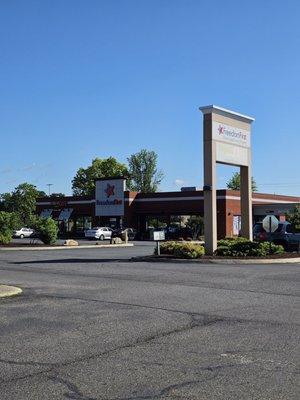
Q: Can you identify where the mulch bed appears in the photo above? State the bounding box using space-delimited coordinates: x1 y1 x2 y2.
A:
205 253 300 260
149 253 300 260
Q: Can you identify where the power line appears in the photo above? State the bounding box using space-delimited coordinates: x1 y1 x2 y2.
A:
258 184 300 188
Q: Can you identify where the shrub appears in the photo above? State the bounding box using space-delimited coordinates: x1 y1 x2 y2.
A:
217 237 249 248
0 211 20 244
259 241 285 255
215 245 232 257
158 241 178 254
155 241 205 259
173 242 205 259
215 237 284 257
33 217 58 245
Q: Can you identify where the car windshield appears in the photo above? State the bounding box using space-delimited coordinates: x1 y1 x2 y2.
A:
274 223 284 233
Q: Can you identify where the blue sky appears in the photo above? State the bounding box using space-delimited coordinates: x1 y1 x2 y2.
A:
1 0 299 196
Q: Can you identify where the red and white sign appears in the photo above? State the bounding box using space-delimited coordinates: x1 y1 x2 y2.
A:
212 121 250 166
212 121 251 148
95 178 125 216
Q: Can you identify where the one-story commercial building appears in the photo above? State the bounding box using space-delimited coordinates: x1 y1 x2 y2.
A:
36 181 300 239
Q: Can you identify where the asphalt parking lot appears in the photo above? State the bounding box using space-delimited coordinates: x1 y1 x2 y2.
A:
0 244 299 399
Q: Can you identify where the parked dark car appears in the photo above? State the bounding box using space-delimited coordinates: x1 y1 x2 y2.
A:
253 221 300 250
112 228 137 241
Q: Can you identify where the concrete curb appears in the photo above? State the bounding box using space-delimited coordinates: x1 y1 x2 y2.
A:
202 257 300 265
0 243 134 251
0 285 22 298
132 256 300 265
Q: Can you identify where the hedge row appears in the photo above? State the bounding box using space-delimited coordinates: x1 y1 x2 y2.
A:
215 237 284 257
155 237 285 259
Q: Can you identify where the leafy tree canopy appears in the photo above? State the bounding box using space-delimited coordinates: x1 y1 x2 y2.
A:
285 205 300 232
72 157 129 196
0 183 46 225
226 172 258 192
127 149 164 193
186 215 204 239
0 211 21 244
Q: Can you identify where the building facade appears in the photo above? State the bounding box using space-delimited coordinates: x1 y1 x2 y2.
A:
36 188 300 239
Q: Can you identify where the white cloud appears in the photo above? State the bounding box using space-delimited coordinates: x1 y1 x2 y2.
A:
0 167 12 174
20 163 36 172
174 179 186 187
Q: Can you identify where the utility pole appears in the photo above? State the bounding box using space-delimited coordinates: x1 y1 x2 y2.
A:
46 184 53 196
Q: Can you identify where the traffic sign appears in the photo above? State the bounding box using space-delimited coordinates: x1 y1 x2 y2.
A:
153 230 165 241
262 215 279 233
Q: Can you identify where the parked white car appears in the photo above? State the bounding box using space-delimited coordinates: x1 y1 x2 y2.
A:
84 227 113 240
13 228 34 238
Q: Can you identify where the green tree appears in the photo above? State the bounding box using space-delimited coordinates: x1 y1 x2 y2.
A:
0 183 46 225
31 216 58 245
72 157 129 196
226 172 258 192
186 215 204 239
127 149 164 192
0 211 20 244
147 218 167 229
285 205 300 232
0 192 13 211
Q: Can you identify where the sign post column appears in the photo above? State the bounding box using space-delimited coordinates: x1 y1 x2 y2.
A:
240 164 252 239
200 105 255 255
203 113 217 255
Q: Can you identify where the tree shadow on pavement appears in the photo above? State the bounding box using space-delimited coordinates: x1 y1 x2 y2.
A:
13 258 128 264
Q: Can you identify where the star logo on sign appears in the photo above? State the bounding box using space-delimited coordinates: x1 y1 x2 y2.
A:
105 183 115 198
218 125 224 135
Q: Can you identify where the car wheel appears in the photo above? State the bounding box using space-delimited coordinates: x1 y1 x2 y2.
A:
20 234 24 239
99 234 105 241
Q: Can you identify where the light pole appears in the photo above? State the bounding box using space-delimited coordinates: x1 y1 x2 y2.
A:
46 184 53 196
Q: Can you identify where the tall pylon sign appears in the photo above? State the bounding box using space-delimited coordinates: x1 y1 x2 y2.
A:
199 105 255 255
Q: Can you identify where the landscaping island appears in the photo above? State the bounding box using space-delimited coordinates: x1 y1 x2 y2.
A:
153 238 300 261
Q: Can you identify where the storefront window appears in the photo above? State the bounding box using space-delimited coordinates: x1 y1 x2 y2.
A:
76 217 92 232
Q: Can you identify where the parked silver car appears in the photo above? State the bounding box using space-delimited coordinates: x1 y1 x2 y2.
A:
84 227 113 240
13 228 34 238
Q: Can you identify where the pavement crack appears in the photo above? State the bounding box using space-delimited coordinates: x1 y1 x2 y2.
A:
0 358 53 367
107 365 236 400
0 265 298 298
0 313 222 385
49 374 97 399
32 293 298 328
34 293 215 319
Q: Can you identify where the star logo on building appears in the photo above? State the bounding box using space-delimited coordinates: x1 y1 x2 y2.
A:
218 125 224 135
105 183 115 198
